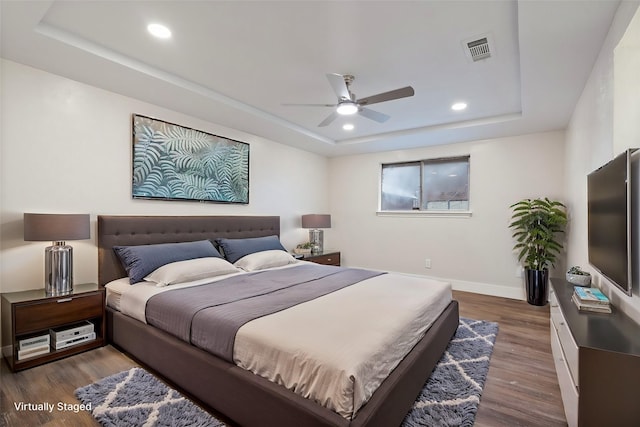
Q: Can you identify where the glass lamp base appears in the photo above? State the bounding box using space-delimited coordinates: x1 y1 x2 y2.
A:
45 242 73 296
309 229 324 254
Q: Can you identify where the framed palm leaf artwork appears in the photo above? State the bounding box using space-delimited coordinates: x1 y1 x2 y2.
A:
132 114 249 204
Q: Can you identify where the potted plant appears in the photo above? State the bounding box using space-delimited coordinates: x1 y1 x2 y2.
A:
566 266 591 287
509 198 567 306
293 242 313 255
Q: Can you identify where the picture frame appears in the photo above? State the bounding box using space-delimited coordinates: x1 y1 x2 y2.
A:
131 114 249 204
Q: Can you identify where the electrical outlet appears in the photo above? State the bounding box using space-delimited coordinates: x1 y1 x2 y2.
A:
425 259 431 269
515 267 523 278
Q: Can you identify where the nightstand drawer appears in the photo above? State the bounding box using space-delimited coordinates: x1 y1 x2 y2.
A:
14 293 103 335
309 253 340 266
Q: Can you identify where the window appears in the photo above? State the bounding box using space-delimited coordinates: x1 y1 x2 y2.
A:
380 156 470 212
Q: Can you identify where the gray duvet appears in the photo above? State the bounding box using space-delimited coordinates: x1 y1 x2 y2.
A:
145 263 383 361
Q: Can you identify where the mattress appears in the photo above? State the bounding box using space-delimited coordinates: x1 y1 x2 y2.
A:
105 277 128 312
106 263 452 419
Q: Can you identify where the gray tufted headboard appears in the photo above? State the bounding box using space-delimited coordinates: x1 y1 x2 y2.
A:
97 215 280 285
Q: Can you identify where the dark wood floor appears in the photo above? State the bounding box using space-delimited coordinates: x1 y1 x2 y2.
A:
0 290 567 426
453 291 566 427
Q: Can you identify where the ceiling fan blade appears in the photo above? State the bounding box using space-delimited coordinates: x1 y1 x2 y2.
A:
358 107 390 123
357 86 415 106
326 73 351 100
318 111 340 127
282 103 336 107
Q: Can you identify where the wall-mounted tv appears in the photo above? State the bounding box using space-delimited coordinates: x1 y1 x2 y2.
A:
587 148 637 296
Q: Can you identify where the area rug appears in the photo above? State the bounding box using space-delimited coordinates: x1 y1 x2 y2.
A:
76 318 497 427
402 317 499 427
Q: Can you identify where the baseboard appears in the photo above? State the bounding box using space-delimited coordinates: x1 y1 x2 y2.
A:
448 278 525 301
362 267 526 301
416 274 525 301
2 345 12 359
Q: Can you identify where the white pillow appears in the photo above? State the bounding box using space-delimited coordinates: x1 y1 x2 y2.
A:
234 250 298 272
145 257 239 287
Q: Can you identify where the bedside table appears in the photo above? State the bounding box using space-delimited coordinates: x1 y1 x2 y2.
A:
1 283 105 372
303 250 341 266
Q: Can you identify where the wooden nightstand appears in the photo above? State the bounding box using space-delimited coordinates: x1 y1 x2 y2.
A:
303 251 341 266
1 283 105 372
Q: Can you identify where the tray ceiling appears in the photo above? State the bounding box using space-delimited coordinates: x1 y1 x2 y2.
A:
0 1 621 156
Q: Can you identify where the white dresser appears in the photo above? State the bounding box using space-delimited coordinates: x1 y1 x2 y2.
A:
549 280 640 427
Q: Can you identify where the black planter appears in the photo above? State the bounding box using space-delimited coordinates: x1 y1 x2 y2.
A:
526 268 549 306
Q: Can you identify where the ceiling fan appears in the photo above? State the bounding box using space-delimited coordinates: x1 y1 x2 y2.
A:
284 73 415 127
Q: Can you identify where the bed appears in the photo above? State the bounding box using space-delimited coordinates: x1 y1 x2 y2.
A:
98 215 459 427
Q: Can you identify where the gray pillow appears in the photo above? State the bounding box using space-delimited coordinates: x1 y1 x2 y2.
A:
114 240 222 284
216 235 286 264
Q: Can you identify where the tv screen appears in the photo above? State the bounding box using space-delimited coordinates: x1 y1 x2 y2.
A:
587 149 635 296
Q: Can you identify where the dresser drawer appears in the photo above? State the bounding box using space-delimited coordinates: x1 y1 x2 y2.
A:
550 296 579 386
14 293 103 335
550 322 578 427
308 253 340 266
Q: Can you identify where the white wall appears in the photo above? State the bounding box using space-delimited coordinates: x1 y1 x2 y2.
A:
564 2 640 323
0 59 329 293
329 131 565 300
614 6 640 156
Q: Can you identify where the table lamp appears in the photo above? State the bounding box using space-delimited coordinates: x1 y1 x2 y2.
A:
24 213 91 296
301 214 331 254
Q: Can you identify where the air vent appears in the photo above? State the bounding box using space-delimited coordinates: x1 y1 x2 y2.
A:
467 37 491 61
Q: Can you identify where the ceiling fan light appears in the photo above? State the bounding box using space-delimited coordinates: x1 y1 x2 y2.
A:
336 102 358 115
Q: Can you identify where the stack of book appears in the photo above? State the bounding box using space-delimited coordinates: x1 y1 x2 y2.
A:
572 286 611 314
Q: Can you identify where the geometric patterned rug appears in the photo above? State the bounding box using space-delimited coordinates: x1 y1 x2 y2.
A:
402 317 499 426
76 318 497 427
75 367 224 427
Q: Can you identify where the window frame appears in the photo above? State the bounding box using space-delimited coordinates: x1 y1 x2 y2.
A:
377 155 472 218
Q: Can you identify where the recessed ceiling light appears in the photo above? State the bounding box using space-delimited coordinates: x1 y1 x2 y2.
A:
343 123 354 131
451 102 467 111
147 23 172 39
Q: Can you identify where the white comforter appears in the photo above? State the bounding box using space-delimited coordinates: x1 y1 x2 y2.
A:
106 263 452 419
